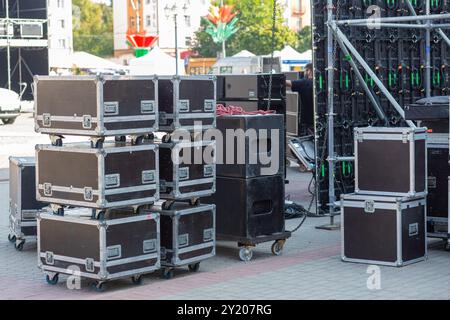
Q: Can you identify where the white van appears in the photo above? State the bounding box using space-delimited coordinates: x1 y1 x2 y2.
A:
0 88 21 124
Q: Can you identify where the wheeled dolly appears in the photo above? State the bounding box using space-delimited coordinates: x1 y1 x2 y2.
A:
219 231 292 262
44 271 146 292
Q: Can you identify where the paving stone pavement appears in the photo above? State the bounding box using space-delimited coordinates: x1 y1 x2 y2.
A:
0 115 448 299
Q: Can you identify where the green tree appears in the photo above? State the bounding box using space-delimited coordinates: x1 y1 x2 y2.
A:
192 0 298 57
72 0 113 57
296 26 312 53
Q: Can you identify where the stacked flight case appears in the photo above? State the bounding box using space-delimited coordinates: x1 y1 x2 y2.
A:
405 96 450 250
204 114 291 262
34 75 161 291
341 127 428 266
8 157 47 251
155 75 217 279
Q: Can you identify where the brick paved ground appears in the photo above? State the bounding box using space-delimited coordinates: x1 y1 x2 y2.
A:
0 115 448 300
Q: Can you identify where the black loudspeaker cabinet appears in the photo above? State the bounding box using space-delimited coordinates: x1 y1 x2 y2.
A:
216 114 285 178
341 194 427 267
37 209 160 285
159 140 216 200
355 127 427 196
158 76 216 132
153 203 215 268
216 74 286 101
9 156 47 247
204 175 285 239
34 75 158 137
36 142 159 209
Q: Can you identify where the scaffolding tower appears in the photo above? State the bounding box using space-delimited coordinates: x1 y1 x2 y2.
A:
312 0 450 228
0 0 48 99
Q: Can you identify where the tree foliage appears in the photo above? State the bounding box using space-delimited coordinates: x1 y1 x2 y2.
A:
72 0 113 57
296 26 312 53
192 0 298 57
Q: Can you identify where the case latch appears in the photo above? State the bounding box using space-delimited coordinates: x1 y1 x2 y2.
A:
43 183 52 196
45 251 54 265
85 258 95 272
82 115 92 129
84 187 94 201
364 200 375 213
402 132 409 143
409 223 419 236
43 113 51 127
204 100 215 112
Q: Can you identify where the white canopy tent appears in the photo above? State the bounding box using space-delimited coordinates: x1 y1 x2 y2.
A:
273 45 312 71
233 50 255 58
50 51 127 71
129 46 185 76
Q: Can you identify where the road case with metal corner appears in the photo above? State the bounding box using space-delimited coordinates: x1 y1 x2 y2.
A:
216 114 285 178
203 174 290 262
216 74 286 101
151 202 215 279
341 193 427 267
36 141 159 214
158 75 216 133
159 140 216 202
37 209 160 291
34 75 158 141
354 127 427 197
426 146 449 241
8 157 48 251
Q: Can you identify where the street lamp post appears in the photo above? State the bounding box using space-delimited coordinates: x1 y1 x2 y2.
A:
164 1 188 76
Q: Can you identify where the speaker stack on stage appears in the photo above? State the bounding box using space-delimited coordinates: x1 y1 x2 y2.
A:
152 75 217 280
204 113 291 262
341 127 428 267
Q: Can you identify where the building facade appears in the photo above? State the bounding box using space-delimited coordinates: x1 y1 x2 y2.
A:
48 0 74 68
113 0 211 61
281 0 311 32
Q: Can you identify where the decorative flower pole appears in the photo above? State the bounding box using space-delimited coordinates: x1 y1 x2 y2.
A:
127 33 159 58
205 4 239 58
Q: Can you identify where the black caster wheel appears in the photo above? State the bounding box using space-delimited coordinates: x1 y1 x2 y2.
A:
132 136 145 145
162 268 174 280
131 275 143 285
91 281 105 292
115 136 126 143
53 208 64 216
90 139 104 149
96 211 106 221
146 133 155 141
271 240 285 256
162 134 172 143
46 274 59 285
189 198 200 206
188 263 200 273
51 138 63 147
8 234 16 243
15 241 25 251
239 247 253 262
162 201 175 210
